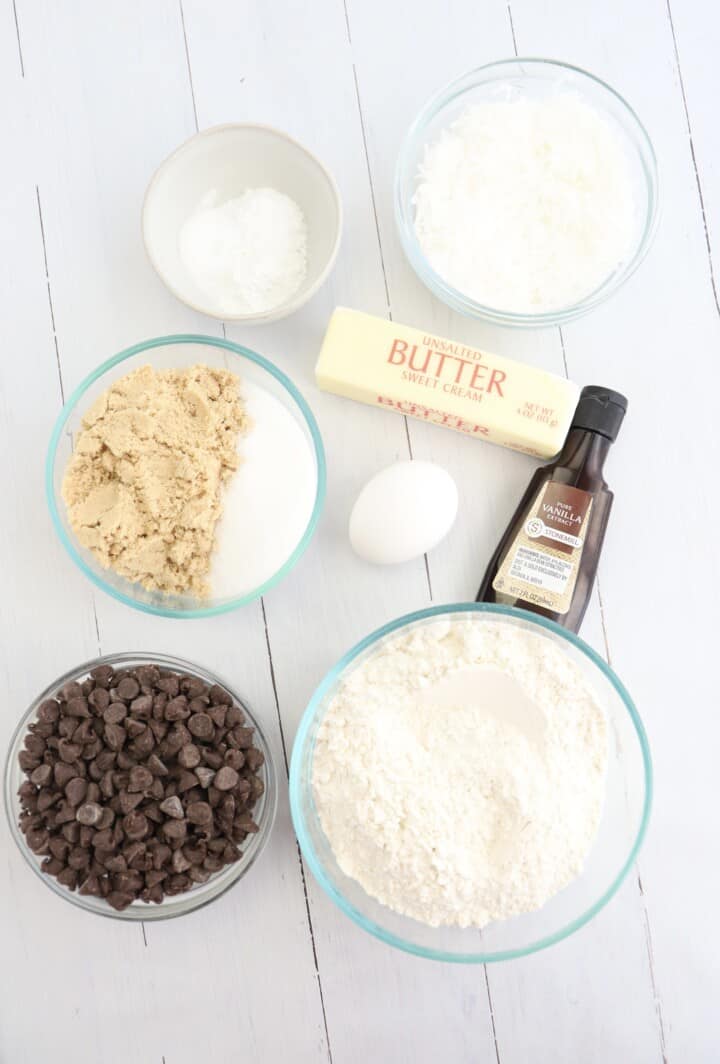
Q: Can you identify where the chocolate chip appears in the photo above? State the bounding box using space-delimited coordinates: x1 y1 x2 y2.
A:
68 847 91 870
157 675 180 697
65 777 88 807
130 728 155 757
122 812 149 841
49 837 70 862
103 703 127 725
90 666 115 688
37 700 60 723
66 697 90 719
30 763 53 787
89 687 111 712
107 891 134 911
200 749 223 770
214 766 240 791
209 685 233 707
61 822 81 844
117 677 140 701
92 828 114 850
55 800 77 824
57 867 78 890
181 676 206 699
54 761 77 788
232 727 255 749
162 819 187 841
177 744 201 769
58 717 79 740
76 802 103 826
188 713 213 740
104 723 126 751
130 694 153 717
165 697 189 721
186 801 212 826
79 874 102 896
136 665 160 689
172 849 191 873
60 682 84 702
194 766 215 789
208 705 228 728
224 749 245 771
244 748 265 772
128 765 153 792
176 770 199 794
159 796 184 820
27 828 49 854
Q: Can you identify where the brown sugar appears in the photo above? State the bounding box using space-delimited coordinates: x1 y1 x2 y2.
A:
62 364 248 597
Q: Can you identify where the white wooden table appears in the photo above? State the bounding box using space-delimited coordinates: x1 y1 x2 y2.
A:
1 2 718 1061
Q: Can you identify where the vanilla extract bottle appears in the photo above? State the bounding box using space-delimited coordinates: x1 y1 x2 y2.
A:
477 386 627 633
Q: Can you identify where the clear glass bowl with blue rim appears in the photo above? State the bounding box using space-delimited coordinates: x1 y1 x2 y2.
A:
289 603 652 963
46 334 326 618
395 58 659 328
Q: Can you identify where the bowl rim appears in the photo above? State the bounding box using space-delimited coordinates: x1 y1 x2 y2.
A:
46 333 327 618
394 57 660 328
142 121 344 323
289 601 653 963
4 651 279 921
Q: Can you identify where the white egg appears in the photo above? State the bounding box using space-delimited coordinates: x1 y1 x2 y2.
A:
349 460 458 565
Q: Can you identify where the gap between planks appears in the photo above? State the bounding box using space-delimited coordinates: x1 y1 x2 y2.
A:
665 0 720 320
341 0 434 601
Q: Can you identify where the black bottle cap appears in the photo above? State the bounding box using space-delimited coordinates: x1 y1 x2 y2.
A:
571 385 628 441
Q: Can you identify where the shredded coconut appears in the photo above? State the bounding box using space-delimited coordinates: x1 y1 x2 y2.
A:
413 95 636 313
179 187 307 315
312 618 608 928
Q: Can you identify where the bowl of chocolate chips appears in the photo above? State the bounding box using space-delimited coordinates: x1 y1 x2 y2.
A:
4 653 277 919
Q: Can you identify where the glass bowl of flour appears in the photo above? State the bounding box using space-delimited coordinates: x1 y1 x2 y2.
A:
290 603 652 962
395 59 659 327
47 335 325 618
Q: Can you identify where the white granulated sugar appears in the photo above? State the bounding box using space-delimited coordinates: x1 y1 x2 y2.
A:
179 187 308 315
413 95 636 313
312 619 608 928
211 379 316 596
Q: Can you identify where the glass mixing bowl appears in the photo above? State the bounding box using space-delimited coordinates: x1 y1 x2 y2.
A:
46 334 325 618
290 603 652 963
4 653 278 921
395 58 659 328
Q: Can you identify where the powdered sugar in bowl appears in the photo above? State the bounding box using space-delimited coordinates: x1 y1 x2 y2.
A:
143 124 342 323
290 604 652 963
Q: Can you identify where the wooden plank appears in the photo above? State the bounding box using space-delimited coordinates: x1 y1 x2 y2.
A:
178 1 502 1061
343 1 663 1062
4 3 330 1062
504 1 720 1061
0 7 151 1064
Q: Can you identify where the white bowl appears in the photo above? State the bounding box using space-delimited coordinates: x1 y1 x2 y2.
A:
143 124 342 324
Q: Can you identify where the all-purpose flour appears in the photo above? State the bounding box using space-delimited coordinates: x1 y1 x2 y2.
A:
312 619 608 928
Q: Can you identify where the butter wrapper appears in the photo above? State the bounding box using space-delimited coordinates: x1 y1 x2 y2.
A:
315 308 580 458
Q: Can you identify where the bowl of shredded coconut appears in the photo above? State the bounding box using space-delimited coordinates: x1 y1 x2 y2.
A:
143 124 342 323
395 59 658 327
290 604 652 963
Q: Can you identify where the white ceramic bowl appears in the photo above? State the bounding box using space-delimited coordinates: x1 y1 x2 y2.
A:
143 124 342 323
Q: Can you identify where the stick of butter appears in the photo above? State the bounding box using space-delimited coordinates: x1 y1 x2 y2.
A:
316 308 580 458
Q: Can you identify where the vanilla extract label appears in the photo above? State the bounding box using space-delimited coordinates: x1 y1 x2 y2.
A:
493 482 593 615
